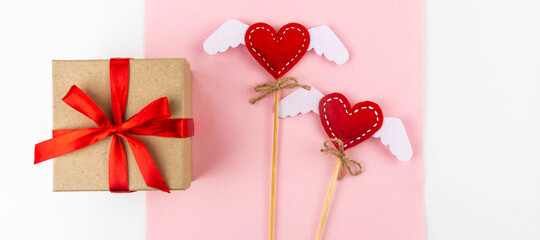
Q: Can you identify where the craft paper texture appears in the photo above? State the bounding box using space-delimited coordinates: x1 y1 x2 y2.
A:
145 0 423 239
52 59 192 191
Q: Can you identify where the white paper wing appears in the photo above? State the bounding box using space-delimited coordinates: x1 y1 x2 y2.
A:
278 87 324 118
203 19 249 55
308 25 349 65
372 117 413 161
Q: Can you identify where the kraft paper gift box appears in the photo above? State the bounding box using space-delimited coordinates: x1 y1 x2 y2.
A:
49 58 192 191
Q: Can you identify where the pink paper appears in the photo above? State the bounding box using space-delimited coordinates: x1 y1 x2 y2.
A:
145 0 424 239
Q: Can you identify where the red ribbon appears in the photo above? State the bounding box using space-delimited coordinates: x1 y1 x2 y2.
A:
34 58 194 193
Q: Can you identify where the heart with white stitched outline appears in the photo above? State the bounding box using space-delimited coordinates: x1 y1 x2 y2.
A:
318 93 384 150
245 22 310 79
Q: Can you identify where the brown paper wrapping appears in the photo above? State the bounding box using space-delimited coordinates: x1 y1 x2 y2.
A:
51 58 192 191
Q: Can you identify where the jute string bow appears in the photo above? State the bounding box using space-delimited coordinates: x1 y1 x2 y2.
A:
250 77 311 104
321 138 362 180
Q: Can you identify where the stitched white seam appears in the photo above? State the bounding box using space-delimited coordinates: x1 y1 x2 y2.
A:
247 25 307 75
322 97 381 148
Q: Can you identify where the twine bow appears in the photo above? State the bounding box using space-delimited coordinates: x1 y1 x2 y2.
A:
249 77 311 104
321 138 362 180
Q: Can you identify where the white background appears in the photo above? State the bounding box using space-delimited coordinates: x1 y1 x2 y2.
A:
0 0 539 239
425 1 540 239
0 1 146 240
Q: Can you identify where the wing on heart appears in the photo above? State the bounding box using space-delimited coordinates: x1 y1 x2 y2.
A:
372 117 413 161
203 19 249 55
308 25 349 65
278 87 324 118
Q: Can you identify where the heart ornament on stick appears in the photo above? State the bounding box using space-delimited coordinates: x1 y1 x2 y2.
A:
316 93 384 240
275 87 413 239
319 93 383 150
245 23 310 79
278 86 413 162
203 20 350 240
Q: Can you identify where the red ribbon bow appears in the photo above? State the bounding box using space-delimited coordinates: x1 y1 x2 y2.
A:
34 58 194 193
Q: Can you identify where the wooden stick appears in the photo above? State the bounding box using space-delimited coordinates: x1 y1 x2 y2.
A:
316 159 341 240
269 90 279 240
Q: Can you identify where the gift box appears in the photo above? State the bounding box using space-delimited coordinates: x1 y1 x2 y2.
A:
36 58 193 192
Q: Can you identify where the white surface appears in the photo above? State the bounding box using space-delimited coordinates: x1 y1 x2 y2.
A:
0 0 540 240
0 1 146 240
425 1 540 240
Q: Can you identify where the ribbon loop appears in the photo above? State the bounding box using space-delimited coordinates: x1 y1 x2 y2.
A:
62 85 112 128
249 77 311 104
121 97 171 130
34 58 194 192
321 138 363 180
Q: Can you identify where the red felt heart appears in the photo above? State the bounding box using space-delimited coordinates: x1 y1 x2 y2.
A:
318 93 384 150
245 22 310 79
